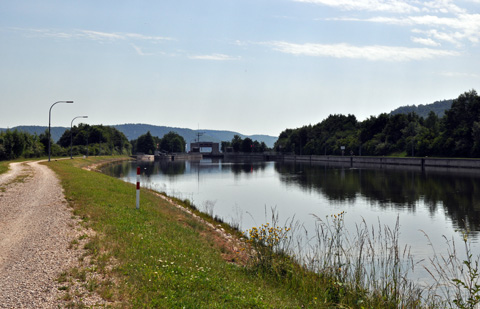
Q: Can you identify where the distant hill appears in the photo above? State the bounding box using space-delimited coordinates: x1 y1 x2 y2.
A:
390 99 453 118
112 124 277 148
0 124 278 148
0 126 66 142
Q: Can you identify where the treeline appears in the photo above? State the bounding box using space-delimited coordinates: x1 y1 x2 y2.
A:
131 131 186 155
0 129 46 160
221 135 269 153
0 124 131 161
275 90 480 158
131 132 270 154
58 124 131 156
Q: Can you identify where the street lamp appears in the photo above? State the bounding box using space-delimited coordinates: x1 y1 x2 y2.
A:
48 101 74 162
70 116 88 159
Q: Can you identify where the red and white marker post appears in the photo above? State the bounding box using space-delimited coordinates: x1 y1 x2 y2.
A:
136 166 140 209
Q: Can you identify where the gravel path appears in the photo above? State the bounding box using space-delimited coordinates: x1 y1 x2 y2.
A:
0 161 80 308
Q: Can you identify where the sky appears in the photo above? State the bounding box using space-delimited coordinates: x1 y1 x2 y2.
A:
1 0 479 136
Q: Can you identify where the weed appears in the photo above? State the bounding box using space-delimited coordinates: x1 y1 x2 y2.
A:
424 229 480 308
98 280 115 301
69 239 79 249
58 271 68 283
307 212 422 307
203 200 216 217
62 292 73 301
85 279 98 292
245 222 292 272
83 237 99 255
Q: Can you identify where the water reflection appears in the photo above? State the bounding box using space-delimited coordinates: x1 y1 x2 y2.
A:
275 162 480 234
109 159 268 177
102 159 480 236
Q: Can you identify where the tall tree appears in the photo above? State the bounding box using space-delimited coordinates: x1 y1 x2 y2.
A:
231 135 243 152
136 131 156 155
159 131 186 153
241 137 253 152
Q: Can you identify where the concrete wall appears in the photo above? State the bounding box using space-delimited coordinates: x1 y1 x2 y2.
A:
151 153 203 161
143 152 480 170
137 154 155 161
223 153 265 160
277 155 480 169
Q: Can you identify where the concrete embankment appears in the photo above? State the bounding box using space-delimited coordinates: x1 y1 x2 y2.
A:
137 153 203 161
139 152 480 170
276 154 480 170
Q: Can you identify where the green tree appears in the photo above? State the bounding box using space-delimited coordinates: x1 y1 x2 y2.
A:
221 141 231 152
136 131 156 155
231 135 243 152
0 130 26 159
159 131 186 153
57 124 131 156
241 137 253 152
443 90 480 157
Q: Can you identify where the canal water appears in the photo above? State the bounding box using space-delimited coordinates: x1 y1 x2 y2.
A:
103 158 480 285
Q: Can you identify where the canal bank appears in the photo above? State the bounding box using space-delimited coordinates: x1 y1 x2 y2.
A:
139 152 480 170
277 154 480 170
136 153 203 161
224 152 480 170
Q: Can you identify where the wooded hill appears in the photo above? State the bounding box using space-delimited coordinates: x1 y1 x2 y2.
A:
275 90 480 158
0 124 277 149
390 99 453 118
112 124 277 148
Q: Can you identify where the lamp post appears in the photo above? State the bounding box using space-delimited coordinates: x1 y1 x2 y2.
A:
48 101 74 162
70 116 88 159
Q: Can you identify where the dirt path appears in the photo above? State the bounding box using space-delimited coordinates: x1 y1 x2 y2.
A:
0 161 79 308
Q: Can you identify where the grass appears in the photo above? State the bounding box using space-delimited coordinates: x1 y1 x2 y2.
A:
0 160 9 175
47 157 318 307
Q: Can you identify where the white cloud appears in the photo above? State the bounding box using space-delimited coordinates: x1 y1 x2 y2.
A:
189 53 239 61
422 0 465 14
77 30 172 42
12 27 172 43
15 28 75 39
411 36 440 46
439 71 479 78
296 0 467 15
124 33 172 42
267 41 459 61
131 44 153 56
78 30 124 41
330 13 480 46
301 0 480 47
413 28 462 45
293 0 420 13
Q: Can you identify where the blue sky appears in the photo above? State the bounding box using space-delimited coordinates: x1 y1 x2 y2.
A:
1 0 479 136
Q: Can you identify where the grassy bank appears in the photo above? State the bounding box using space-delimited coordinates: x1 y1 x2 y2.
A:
45 157 475 308
48 157 321 307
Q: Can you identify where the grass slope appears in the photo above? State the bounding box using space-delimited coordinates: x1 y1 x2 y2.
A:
47 157 311 308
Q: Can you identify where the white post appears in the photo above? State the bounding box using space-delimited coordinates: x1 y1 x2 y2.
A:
136 166 140 209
